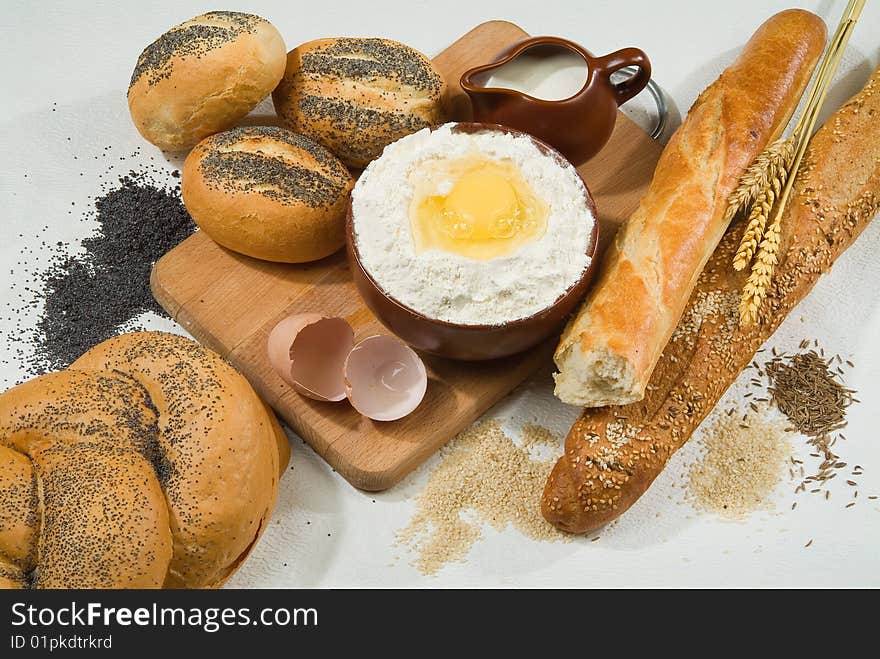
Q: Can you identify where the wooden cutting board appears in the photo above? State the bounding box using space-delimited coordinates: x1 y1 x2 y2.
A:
151 20 663 491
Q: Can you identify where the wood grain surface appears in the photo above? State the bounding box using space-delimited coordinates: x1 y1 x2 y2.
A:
151 20 663 491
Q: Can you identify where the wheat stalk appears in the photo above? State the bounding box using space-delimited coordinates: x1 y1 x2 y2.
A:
731 0 865 325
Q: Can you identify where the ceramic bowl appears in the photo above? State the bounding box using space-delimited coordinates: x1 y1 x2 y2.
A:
346 122 599 361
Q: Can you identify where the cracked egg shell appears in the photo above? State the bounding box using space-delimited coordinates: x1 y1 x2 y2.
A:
343 335 427 421
267 314 354 401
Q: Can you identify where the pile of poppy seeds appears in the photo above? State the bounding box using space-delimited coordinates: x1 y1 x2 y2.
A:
6 154 195 377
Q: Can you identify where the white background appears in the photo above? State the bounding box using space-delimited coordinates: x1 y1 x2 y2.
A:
1 0 879 587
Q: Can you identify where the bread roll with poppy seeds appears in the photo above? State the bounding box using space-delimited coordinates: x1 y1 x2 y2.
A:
128 11 286 151
0 331 289 589
273 37 447 168
182 126 354 263
543 64 880 534
552 9 826 408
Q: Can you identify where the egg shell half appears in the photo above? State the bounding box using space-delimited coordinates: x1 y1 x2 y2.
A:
343 335 427 421
267 314 354 401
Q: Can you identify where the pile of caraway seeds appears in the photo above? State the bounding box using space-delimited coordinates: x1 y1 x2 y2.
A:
763 343 867 508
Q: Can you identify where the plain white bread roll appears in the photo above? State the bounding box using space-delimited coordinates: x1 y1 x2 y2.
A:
128 11 286 151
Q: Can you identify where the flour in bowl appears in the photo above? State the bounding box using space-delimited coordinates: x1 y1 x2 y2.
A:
351 124 594 325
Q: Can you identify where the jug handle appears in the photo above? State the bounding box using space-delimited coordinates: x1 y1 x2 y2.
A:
592 48 652 106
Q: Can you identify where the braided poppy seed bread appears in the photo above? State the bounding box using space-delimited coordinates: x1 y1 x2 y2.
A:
128 11 286 151
0 331 289 589
273 38 447 168
182 126 354 263
0 447 41 587
70 332 289 588
0 370 173 588
542 64 880 534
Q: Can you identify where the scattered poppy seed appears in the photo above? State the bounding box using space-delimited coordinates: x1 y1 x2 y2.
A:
5 168 194 378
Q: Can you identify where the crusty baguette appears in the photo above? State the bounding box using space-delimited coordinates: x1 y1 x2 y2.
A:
553 9 826 407
542 65 880 534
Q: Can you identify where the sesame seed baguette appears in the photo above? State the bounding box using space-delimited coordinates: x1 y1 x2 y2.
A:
542 64 880 534
553 9 827 408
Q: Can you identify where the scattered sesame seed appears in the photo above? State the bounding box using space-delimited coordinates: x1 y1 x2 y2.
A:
687 405 791 518
396 420 569 575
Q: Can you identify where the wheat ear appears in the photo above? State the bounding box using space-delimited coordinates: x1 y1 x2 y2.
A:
732 172 786 270
734 0 865 325
738 217 782 326
732 186 771 271
723 137 794 223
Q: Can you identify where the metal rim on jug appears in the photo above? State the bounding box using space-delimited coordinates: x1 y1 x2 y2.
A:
613 66 668 140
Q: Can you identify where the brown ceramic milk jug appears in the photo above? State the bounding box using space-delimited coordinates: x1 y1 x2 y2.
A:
460 37 651 164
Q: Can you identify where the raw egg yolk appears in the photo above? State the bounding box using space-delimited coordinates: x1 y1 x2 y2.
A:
410 157 548 260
